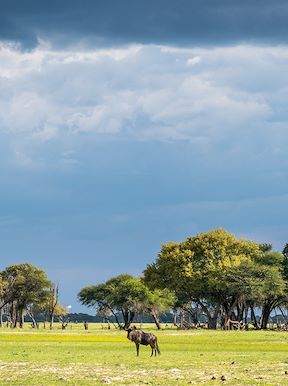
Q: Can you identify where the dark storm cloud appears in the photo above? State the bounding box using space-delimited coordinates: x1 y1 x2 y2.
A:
1 0 288 48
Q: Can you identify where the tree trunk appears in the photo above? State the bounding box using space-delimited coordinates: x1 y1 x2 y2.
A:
179 309 185 329
122 310 135 329
50 315 54 330
49 282 59 331
207 315 218 329
183 306 200 325
30 314 38 328
173 311 177 326
260 310 270 330
244 304 249 329
151 310 161 330
26 306 37 328
222 297 240 328
236 303 245 322
19 309 24 328
198 301 221 330
128 311 135 326
10 302 17 328
122 310 129 329
106 307 121 329
250 305 260 329
260 303 273 330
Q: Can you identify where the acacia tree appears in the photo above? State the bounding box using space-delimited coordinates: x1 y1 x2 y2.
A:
144 228 264 329
144 229 288 329
1 263 51 328
78 274 146 329
78 274 174 329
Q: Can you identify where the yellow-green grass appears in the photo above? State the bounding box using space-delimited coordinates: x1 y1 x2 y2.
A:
0 324 287 385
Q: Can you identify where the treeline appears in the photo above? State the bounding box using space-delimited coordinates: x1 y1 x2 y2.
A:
61 312 176 324
2 228 288 330
79 228 288 330
0 264 67 329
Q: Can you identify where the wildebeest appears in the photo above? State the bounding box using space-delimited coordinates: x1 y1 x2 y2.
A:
126 326 160 357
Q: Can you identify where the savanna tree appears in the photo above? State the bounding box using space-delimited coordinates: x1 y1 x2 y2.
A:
78 274 145 329
78 274 174 329
144 228 271 329
0 263 51 328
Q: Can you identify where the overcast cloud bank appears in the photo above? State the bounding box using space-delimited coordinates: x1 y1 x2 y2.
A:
1 42 287 170
1 0 288 48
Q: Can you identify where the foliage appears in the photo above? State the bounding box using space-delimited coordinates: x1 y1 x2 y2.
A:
282 243 288 279
79 274 147 328
143 228 287 329
0 263 51 328
78 274 174 329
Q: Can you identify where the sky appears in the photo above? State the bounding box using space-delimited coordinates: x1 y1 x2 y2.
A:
1 0 288 313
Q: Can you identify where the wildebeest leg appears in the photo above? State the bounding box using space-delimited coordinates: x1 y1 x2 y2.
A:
150 346 154 357
136 343 140 356
153 343 157 356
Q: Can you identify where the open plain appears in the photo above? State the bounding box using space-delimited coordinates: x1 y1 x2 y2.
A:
0 324 287 385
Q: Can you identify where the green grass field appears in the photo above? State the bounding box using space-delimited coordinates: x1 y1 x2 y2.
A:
0 323 287 385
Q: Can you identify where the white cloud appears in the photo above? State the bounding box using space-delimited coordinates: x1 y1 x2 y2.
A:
31 124 59 143
0 42 287 165
187 56 201 66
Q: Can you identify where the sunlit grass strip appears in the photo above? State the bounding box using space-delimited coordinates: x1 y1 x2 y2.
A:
0 327 287 384
0 333 125 342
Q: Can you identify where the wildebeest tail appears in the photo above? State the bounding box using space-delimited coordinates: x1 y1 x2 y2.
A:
156 338 161 355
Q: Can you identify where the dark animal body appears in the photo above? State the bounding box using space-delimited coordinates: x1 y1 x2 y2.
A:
127 327 161 357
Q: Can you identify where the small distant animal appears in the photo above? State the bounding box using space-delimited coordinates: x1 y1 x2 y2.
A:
126 326 161 357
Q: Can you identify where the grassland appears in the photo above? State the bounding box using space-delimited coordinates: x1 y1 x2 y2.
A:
0 323 287 385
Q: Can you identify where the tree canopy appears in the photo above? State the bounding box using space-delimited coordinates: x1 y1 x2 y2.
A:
78 274 174 329
143 228 287 329
0 263 51 328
